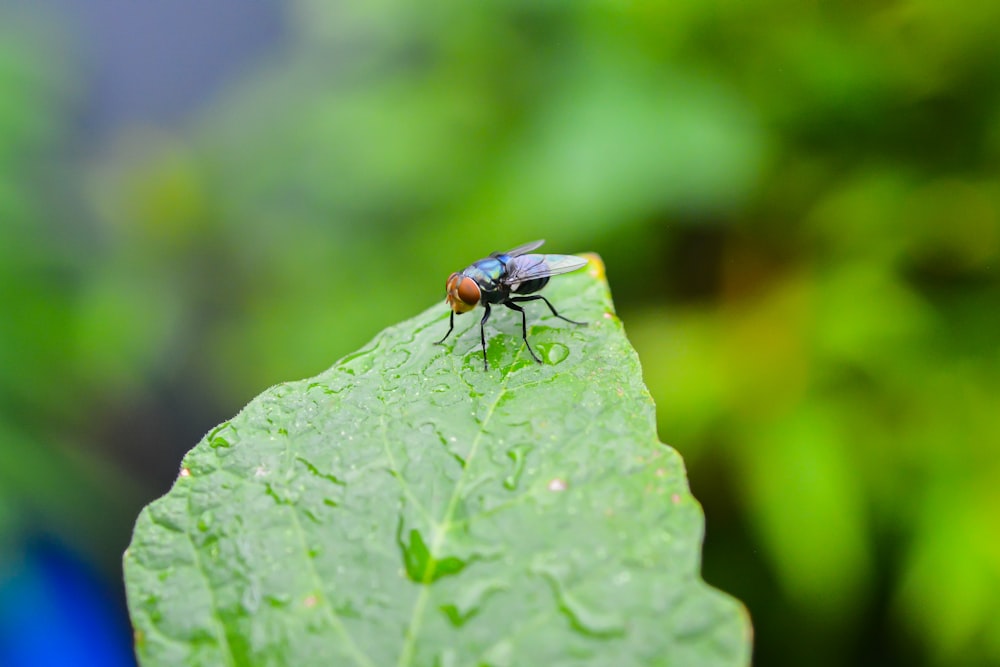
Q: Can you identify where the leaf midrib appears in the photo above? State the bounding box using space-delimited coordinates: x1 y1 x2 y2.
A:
395 343 521 667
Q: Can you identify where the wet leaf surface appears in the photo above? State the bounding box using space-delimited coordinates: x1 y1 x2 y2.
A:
124 255 751 666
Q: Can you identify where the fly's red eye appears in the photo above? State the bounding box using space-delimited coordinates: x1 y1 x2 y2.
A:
457 276 481 306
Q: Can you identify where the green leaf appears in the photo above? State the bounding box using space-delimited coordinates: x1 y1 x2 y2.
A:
123 255 751 667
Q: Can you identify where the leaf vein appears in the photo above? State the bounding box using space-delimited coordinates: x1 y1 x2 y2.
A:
396 342 523 666
281 496 378 667
183 487 237 667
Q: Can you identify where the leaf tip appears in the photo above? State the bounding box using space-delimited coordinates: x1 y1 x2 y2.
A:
579 252 606 281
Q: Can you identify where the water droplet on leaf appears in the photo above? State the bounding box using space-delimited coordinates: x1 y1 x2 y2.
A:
534 564 626 638
539 342 570 365
197 511 213 532
439 577 508 626
504 445 532 490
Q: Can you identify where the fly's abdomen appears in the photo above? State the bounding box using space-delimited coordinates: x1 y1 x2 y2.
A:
511 276 550 295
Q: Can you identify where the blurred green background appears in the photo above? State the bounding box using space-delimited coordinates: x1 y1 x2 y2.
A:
2 1 999 665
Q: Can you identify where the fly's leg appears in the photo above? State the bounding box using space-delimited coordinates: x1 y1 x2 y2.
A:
503 301 543 364
480 304 492 370
435 311 455 345
509 295 587 326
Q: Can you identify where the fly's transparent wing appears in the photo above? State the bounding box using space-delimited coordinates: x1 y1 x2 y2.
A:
502 253 588 286
504 240 545 257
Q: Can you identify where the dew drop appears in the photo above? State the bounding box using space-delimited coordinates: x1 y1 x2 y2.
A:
339 344 377 374
534 565 626 638
382 348 411 371
503 445 532 491
265 593 291 608
439 578 508 627
571 603 624 637
197 511 214 532
539 342 570 365
480 639 513 667
435 648 458 667
209 436 230 449
242 584 261 613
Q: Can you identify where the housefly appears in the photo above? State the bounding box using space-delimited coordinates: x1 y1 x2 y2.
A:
436 240 588 370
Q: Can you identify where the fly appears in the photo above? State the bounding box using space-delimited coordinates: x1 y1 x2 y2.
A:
436 240 588 370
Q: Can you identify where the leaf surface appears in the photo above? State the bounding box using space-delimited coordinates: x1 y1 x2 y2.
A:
124 255 751 667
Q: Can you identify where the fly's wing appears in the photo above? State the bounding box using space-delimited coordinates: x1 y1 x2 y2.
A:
504 240 545 257
501 253 588 286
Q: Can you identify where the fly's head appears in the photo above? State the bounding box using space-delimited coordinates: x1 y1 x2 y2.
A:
445 272 480 314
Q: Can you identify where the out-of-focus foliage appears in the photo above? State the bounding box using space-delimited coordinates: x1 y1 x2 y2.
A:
0 13 142 666
3 0 1000 665
0 15 139 565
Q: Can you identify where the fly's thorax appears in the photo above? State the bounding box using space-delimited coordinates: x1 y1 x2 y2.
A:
465 258 513 305
445 272 480 313
464 258 505 294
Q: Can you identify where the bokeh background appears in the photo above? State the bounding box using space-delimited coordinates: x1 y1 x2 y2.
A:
2 1 999 665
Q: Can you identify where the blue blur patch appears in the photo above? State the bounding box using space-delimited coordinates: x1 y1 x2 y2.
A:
0 544 135 667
